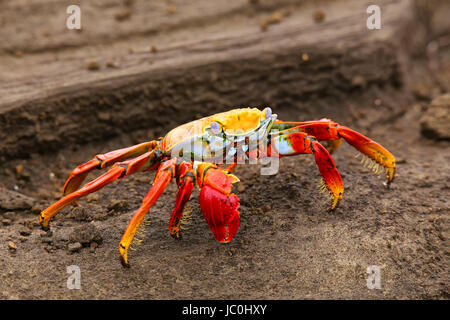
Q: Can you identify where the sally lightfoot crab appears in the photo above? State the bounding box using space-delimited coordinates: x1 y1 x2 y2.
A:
39 107 395 267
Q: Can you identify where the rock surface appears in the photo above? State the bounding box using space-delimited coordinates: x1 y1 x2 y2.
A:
420 94 450 140
0 190 35 211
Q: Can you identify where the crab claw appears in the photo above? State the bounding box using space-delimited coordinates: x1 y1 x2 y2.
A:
337 126 396 186
312 141 344 210
200 186 240 242
197 164 240 242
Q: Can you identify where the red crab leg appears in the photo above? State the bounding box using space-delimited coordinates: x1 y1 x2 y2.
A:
39 150 160 229
119 158 177 267
270 132 344 210
63 141 158 196
336 126 396 186
168 162 195 239
273 120 396 186
196 163 240 243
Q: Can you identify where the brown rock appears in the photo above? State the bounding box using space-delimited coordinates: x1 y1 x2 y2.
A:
420 94 450 140
0 189 35 211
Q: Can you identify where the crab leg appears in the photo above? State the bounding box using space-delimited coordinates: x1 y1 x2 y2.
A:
272 120 396 186
39 150 160 229
63 141 158 196
196 162 241 243
270 131 344 210
119 158 177 267
168 162 195 239
336 126 395 186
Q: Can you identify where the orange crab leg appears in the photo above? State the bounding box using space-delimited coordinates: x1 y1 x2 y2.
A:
39 150 160 229
63 141 158 196
196 163 240 243
119 158 177 267
337 126 395 186
270 132 344 210
168 162 195 239
273 120 396 186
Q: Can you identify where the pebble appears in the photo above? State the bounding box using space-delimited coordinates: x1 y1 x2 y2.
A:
87 60 100 71
69 206 91 222
313 10 325 23
41 237 53 244
19 229 31 236
107 199 128 212
68 242 82 253
3 212 16 220
8 241 17 251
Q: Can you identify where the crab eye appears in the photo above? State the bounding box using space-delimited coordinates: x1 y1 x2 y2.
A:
210 121 221 134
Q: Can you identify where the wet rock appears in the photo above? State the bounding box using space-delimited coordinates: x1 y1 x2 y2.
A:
69 224 103 246
0 189 35 211
420 94 450 140
68 242 83 253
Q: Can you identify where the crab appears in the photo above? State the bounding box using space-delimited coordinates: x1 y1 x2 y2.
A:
39 107 395 267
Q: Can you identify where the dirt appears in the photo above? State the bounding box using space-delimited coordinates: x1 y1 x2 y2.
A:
0 0 449 300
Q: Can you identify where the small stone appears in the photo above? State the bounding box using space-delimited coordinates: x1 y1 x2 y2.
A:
114 9 132 21
313 10 325 23
167 5 176 14
351 75 366 87
105 60 119 69
107 199 128 212
86 194 99 203
2 219 11 226
68 242 82 253
8 241 17 251
87 60 100 71
41 237 53 244
89 241 99 253
3 212 16 220
19 229 31 236
69 224 103 245
260 11 284 31
69 206 91 222
151 45 158 53
420 94 450 140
